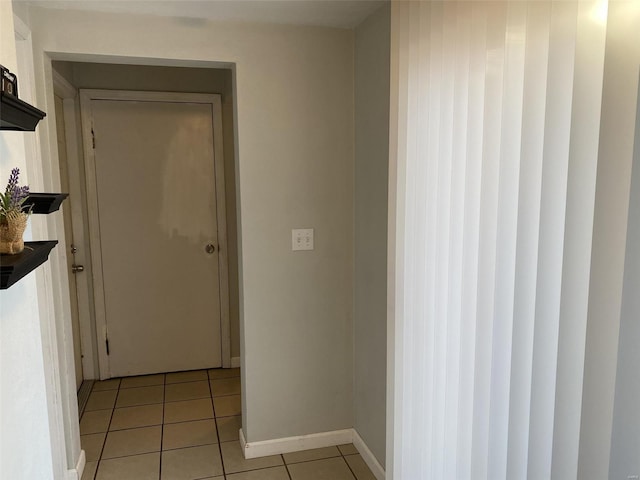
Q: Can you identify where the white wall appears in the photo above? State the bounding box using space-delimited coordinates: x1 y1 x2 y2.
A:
387 1 610 479
0 3 56 479
354 4 389 468
27 6 355 443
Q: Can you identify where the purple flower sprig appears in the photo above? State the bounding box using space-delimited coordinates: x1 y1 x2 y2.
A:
1 168 31 221
10 185 30 206
6 168 19 192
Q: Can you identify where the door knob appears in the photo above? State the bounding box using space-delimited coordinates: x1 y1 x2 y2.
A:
205 244 216 254
72 264 84 273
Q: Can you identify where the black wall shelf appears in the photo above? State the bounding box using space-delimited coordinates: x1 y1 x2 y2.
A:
1 241 58 289
0 92 46 131
1 84 60 290
24 193 69 214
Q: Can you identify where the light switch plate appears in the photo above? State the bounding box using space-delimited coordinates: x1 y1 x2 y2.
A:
292 228 314 251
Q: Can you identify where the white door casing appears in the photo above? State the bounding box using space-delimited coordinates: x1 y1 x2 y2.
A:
54 93 83 390
53 70 100 381
79 90 231 379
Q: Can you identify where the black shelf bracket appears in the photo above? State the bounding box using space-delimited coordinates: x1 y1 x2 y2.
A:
1 241 59 289
0 91 46 131
24 193 69 214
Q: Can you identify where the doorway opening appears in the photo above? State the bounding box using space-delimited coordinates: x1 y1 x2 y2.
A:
51 60 242 397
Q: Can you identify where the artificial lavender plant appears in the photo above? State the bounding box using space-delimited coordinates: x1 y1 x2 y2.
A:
0 168 30 224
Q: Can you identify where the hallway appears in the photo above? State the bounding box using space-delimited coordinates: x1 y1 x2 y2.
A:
79 369 375 480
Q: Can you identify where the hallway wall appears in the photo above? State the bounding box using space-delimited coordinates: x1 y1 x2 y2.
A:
354 4 389 469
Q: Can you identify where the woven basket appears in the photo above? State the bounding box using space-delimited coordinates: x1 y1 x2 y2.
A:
0 212 28 254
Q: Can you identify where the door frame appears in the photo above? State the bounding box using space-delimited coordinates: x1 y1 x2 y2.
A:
52 70 100 382
54 86 82 390
79 89 232 379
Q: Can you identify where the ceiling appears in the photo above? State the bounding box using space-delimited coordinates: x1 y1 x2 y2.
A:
21 0 387 29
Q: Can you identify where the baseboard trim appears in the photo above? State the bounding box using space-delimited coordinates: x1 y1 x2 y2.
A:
239 426 247 451
231 356 241 368
239 427 386 478
66 449 85 480
77 380 94 418
352 430 385 480
240 428 353 459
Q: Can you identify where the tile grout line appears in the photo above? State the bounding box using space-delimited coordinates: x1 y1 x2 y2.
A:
339 445 363 480
283 454 294 480
342 454 359 480
158 373 166 480
95 379 121 480
208 369 228 479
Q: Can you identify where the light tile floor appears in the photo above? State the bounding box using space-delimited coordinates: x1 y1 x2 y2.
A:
80 368 376 480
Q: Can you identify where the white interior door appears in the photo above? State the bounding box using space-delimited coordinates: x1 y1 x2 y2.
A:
83 92 226 378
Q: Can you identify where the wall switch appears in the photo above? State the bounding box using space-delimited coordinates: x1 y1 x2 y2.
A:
292 228 314 251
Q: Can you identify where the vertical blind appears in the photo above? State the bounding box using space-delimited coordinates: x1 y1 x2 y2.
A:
388 1 607 479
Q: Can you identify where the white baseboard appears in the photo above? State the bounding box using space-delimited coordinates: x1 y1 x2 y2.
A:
239 427 386 479
240 428 353 459
231 356 241 368
352 430 385 480
66 449 85 480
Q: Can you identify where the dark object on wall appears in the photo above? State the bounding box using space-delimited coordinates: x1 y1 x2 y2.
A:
1 64 18 97
0 65 46 131
24 193 70 214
